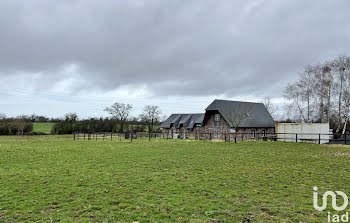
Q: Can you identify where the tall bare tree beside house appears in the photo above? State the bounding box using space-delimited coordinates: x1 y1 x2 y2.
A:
225 105 253 143
314 63 335 123
297 65 317 122
342 101 350 135
140 105 161 133
284 64 318 123
341 57 350 134
285 55 350 134
284 84 307 122
335 56 350 131
104 102 133 132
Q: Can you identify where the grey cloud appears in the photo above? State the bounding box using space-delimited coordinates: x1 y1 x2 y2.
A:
0 0 350 98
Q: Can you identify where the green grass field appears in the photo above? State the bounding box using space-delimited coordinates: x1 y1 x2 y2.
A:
32 123 55 134
0 136 349 222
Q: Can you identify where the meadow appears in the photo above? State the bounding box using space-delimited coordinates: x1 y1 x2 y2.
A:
0 136 350 222
32 123 55 134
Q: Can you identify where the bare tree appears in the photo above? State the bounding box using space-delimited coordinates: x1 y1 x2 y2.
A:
342 101 350 135
140 105 161 133
334 56 350 131
322 64 335 123
104 102 133 132
284 64 319 123
261 97 276 120
284 55 350 134
225 105 253 143
16 120 27 136
284 84 307 122
340 57 350 134
297 65 317 122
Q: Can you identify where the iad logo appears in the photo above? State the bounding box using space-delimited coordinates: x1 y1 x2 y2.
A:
313 186 349 222
313 186 348 211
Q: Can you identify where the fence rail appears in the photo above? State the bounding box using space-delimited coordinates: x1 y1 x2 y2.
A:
73 132 350 145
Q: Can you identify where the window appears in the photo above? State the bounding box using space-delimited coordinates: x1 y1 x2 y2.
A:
214 114 220 121
262 130 266 137
251 130 256 139
214 130 220 138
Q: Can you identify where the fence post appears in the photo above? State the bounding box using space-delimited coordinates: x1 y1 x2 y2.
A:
149 132 151 141
257 133 259 141
209 133 212 140
224 133 226 141
319 134 321 144
111 133 113 141
131 132 133 142
96 133 97 140
345 134 347 145
235 136 237 144
242 133 244 141
73 133 75 140
296 134 298 143
84 133 86 140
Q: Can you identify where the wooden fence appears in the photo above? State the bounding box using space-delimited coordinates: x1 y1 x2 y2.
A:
73 132 349 145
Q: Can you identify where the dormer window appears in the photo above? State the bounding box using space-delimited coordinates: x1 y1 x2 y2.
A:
214 114 220 121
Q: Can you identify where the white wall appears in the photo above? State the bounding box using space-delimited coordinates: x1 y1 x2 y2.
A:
276 123 330 144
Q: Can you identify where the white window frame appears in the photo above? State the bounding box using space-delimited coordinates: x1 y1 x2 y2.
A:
251 130 256 139
214 114 220 122
262 130 266 137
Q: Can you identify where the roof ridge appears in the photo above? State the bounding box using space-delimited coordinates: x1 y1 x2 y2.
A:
214 99 263 104
170 113 205 115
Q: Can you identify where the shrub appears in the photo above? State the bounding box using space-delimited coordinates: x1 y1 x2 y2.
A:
0 119 33 135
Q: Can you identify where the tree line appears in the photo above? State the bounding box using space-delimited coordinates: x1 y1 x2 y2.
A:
52 103 162 134
0 104 163 135
284 55 350 133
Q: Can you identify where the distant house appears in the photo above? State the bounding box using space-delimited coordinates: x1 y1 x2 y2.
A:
160 99 275 140
160 113 204 139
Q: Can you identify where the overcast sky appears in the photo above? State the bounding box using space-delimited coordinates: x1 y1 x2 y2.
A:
0 0 349 119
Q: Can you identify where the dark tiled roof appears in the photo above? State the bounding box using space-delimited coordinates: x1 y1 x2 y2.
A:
160 113 204 129
206 99 275 128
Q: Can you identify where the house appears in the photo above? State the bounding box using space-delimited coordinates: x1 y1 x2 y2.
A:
203 99 275 140
159 113 205 139
160 99 275 140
